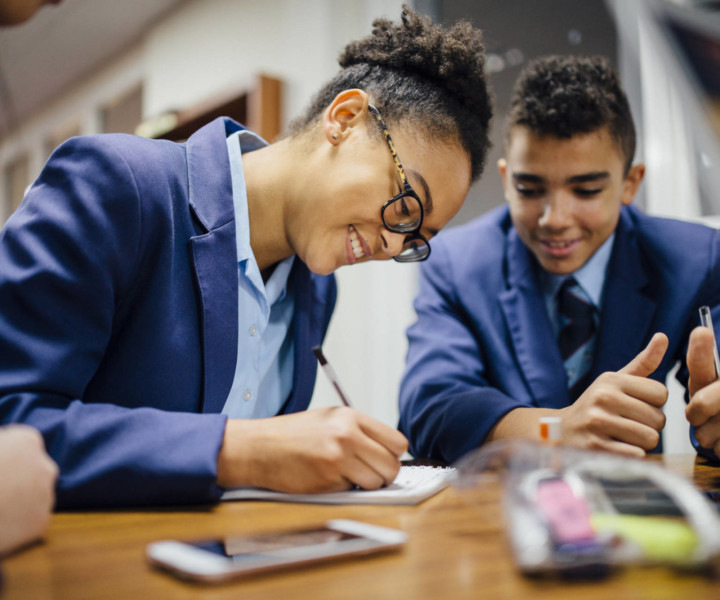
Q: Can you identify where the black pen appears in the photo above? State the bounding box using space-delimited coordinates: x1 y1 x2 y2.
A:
312 345 353 408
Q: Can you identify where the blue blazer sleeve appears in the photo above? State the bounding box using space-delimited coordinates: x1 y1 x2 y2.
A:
398 227 528 463
0 136 228 508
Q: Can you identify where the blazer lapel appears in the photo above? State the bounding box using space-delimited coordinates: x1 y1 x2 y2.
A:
592 212 656 376
186 118 241 413
190 225 238 414
499 230 569 408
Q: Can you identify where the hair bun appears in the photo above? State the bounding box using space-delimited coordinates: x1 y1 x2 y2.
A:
339 5 488 115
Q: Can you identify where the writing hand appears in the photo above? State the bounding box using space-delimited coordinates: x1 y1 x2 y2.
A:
559 332 669 457
686 326 720 455
216 407 408 493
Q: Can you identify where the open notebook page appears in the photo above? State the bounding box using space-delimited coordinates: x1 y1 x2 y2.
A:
221 466 455 506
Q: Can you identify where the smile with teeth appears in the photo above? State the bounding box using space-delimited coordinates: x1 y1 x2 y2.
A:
349 226 366 259
538 236 582 258
543 239 578 248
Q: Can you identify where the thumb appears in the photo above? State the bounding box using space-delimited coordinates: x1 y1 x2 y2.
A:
687 326 718 397
619 332 668 377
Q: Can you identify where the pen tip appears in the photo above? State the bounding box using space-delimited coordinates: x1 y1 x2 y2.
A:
312 346 325 363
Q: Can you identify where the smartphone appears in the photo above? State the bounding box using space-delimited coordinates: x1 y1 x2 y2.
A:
146 519 407 583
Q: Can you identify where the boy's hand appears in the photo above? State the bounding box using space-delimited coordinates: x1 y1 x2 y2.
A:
686 326 720 455
559 332 669 456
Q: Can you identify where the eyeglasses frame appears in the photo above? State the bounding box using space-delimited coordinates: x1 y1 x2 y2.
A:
367 104 431 262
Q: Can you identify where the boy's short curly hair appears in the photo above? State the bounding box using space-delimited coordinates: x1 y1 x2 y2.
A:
506 55 636 172
290 5 492 181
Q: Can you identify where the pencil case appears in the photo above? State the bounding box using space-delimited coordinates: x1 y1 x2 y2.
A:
453 439 720 578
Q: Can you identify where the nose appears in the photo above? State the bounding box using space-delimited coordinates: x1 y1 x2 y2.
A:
538 194 573 230
380 229 407 258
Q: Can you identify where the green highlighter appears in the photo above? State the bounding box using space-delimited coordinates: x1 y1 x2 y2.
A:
591 513 698 563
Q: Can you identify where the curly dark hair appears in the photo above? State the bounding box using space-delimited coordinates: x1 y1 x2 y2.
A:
506 55 636 172
289 5 492 181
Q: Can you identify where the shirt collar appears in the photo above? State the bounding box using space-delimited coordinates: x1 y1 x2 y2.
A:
235 129 267 152
227 129 267 264
542 232 615 309
264 257 295 305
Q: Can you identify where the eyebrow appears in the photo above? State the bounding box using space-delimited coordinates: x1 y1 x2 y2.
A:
512 173 543 184
512 171 610 185
408 169 439 236
567 171 610 184
408 168 433 214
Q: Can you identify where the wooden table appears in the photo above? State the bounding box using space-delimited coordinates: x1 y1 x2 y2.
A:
2 455 720 599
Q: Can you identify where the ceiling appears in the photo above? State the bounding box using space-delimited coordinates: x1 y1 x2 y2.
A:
0 0 187 134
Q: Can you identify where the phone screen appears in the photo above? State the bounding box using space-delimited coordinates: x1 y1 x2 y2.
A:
190 527 363 561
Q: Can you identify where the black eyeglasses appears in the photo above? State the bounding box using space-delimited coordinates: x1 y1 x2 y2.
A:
367 104 431 263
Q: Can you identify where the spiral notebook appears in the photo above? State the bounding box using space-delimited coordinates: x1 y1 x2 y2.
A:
221 466 455 506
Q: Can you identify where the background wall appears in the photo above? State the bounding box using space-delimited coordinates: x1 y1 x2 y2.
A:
441 0 617 227
142 0 401 129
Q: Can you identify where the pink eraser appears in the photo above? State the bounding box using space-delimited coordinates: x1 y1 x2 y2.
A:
535 478 595 543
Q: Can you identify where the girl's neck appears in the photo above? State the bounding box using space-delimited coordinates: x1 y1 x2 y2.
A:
242 136 311 271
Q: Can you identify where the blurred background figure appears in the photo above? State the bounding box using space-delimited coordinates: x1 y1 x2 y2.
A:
0 426 57 556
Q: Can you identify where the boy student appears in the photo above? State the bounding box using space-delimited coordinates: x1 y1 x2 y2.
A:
0 7 492 508
399 55 720 464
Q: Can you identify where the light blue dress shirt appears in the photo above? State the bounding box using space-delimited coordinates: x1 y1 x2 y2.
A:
541 233 615 384
223 130 296 419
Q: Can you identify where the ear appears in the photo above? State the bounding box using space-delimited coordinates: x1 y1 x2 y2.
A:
497 158 510 200
323 89 370 145
621 163 645 206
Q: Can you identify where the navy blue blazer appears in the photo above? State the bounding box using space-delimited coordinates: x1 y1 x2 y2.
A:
399 205 720 463
0 118 336 508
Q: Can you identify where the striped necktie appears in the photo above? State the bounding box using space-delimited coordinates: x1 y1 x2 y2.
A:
557 277 597 401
